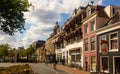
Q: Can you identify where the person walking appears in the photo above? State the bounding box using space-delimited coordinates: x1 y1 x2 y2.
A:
53 59 57 70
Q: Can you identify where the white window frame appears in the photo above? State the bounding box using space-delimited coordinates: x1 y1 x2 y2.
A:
100 56 109 73
87 9 91 16
99 35 107 52
90 21 95 32
109 32 118 52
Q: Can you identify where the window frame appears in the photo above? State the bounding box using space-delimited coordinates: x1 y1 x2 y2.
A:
84 24 88 34
84 39 88 51
109 32 118 52
90 56 96 72
99 35 107 52
90 21 95 32
100 56 109 73
90 36 95 51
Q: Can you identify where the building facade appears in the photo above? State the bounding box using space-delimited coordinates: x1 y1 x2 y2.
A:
96 11 120 74
53 7 86 69
82 5 109 72
48 4 120 73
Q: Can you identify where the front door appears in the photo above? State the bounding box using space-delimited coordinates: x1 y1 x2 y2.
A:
115 57 120 74
85 61 88 71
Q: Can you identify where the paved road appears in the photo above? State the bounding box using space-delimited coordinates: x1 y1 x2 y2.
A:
29 63 69 74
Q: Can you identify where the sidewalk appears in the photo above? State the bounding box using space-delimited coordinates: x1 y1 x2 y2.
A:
48 64 90 74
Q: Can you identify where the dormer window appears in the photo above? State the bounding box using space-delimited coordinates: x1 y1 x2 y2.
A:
87 6 95 17
87 9 91 16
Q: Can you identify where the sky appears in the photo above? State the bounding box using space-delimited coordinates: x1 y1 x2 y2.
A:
0 0 120 48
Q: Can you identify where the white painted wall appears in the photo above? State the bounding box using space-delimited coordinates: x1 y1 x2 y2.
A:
104 5 111 18
66 41 83 67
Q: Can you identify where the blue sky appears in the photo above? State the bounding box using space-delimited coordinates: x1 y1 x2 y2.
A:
0 0 120 48
102 0 120 6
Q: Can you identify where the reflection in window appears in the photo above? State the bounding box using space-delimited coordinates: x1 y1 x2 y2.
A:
99 35 107 52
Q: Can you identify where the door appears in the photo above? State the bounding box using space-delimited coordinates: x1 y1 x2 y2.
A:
85 61 88 71
115 57 120 74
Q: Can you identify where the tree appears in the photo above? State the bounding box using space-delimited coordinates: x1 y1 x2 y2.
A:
8 48 15 62
26 45 35 61
9 49 15 57
0 0 31 35
19 50 27 57
0 44 9 61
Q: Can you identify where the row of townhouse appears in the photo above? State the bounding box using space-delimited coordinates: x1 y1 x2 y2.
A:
46 4 120 74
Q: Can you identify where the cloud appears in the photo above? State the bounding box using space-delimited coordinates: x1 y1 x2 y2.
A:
0 0 104 48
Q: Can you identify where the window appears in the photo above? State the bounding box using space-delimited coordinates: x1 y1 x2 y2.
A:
91 56 96 72
90 21 95 32
84 24 88 34
84 39 88 51
110 32 118 51
101 57 109 73
99 35 107 52
70 49 81 62
90 37 95 51
71 37 75 44
85 57 88 71
113 8 115 15
87 9 91 16
78 34 82 42
71 55 75 61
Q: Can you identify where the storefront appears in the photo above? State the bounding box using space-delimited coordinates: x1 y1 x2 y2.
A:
69 48 82 69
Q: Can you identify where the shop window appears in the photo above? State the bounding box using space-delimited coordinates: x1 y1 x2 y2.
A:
101 57 109 73
71 55 75 61
90 37 95 51
76 54 81 61
109 32 118 51
91 56 96 72
70 49 81 62
84 39 88 51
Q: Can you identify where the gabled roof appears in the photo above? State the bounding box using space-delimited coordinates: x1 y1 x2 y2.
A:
104 10 120 26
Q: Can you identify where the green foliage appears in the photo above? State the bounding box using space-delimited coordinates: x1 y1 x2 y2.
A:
0 44 9 57
0 0 31 35
26 45 35 56
9 48 15 57
0 64 33 74
19 49 27 57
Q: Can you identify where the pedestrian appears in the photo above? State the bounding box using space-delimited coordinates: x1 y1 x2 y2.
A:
53 59 57 70
62 58 65 65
